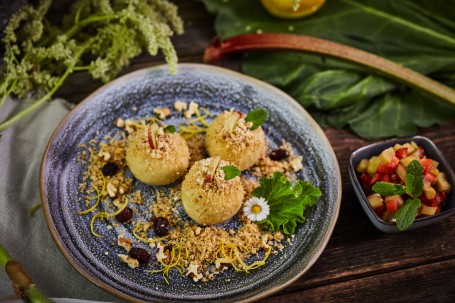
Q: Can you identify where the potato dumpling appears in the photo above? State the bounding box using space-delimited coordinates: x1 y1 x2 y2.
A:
126 124 189 186
206 110 266 170
181 157 245 225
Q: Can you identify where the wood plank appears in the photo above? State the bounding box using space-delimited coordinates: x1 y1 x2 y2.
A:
261 259 455 302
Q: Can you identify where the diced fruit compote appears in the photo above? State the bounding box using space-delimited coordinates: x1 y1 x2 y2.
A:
357 141 451 222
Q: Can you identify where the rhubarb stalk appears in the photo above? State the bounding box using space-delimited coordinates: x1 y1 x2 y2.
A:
0 244 50 302
204 34 455 106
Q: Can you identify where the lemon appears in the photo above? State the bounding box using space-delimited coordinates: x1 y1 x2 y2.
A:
261 0 325 19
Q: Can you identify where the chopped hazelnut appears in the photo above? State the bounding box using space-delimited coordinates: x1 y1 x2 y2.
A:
184 101 199 118
114 117 125 128
154 107 171 120
174 100 188 112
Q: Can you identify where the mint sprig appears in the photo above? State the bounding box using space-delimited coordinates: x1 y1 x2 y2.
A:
396 198 421 231
222 165 241 180
405 160 424 197
372 160 424 231
372 182 406 196
163 125 176 133
252 172 321 234
245 108 268 130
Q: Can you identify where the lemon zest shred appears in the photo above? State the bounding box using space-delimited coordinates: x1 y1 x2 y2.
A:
244 247 272 271
132 223 168 244
195 107 210 127
180 107 212 139
90 200 128 237
215 242 270 273
147 245 185 284
79 172 106 214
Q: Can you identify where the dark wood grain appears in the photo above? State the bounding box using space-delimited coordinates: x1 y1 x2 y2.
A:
52 0 455 302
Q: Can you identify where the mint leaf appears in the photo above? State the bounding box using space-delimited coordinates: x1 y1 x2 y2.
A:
252 172 321 234
163 125 176 133
372 182 406 196
405 160 423 197
395 198 421 231
245 108 268 130
222 165 241 180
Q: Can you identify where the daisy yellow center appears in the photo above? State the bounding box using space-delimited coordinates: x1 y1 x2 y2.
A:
252 205 262 214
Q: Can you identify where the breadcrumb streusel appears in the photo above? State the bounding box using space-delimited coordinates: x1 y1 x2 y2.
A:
77 103 303 284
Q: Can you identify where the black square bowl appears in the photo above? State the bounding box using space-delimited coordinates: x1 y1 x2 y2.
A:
349 136 455 233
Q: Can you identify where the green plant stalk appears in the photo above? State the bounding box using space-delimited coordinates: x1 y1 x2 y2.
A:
64 14 118 39
0 68 71 132
204 33 455 107
0 243 11 269
0 244 51 302
0 40 91 132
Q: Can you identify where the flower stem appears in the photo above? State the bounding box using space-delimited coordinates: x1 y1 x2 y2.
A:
0 68 71 132
204 33 455 106
65 14 117 39
0 244 51 302
0 244 12 269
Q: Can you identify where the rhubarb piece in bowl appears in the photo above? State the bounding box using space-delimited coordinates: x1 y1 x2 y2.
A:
349 136 455 233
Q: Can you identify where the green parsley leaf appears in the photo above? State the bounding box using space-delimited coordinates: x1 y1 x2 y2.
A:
372 182 406 196
396 198 421 231
405 160 424 197
221 165 241 180
163 125 176 133
252 172 322 234
245 108 268 130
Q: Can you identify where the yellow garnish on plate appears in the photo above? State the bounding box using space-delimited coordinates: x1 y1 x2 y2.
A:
132 223 168 244
215 242 271 273
147 245 186 284
180 107 211 139
79 172 106 215
90 200 128 237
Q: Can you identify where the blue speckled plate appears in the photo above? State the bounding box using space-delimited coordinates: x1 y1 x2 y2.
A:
40 64 341 302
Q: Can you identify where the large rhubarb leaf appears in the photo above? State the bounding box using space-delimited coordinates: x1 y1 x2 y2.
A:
200 0 455 139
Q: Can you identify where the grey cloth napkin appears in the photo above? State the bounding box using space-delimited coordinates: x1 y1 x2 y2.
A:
0 98 120 302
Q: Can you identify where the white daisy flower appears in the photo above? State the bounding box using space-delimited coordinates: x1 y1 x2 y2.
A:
243 197 270 222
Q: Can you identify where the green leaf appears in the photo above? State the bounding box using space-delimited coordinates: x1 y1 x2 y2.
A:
372 182 406 196
251 172 321 234
163 125 176 133
221 165 241 180
245 108 268 130
405 160 424 197
396 198 421 231
201 0 455 139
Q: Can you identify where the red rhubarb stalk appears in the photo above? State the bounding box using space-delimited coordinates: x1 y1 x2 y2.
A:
204 34 455 106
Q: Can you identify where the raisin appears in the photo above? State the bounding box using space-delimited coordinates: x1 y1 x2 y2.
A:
129 247 151 264
269 149 289 161
154 217 170 236
101 162 119 176
115 207 133 223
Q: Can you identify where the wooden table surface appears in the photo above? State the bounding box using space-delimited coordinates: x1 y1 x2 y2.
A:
53 1 455 302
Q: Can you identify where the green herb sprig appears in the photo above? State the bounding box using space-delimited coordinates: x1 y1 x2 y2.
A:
163 125 176 133
0 0 183 132
372 160 424 230
245 108 268 130
252 172 321 235
222 165 241 180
